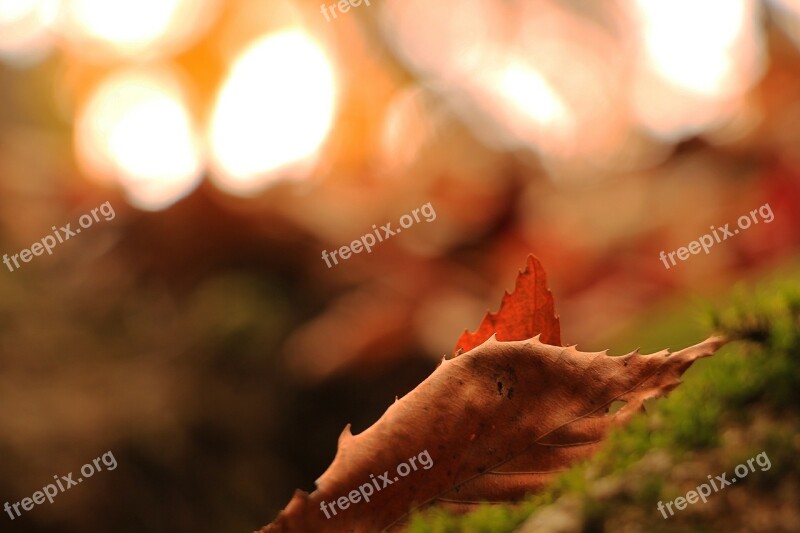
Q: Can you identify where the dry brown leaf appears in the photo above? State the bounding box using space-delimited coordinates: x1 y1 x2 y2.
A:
262 338 726 532
261 257 726 533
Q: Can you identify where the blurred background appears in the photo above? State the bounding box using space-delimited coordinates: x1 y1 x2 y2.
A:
0 0 799 531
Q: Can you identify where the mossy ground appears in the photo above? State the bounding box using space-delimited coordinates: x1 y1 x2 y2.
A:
405 270 800 533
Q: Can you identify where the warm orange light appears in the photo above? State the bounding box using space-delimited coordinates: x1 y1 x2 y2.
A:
380 86 441 172
208 29 336 196
635 0 752 96
0 0 58 65
380 0 502 81
630 0 765 139
59 0 218 60
494 59 573 140
467 52 578 157
379 0 621 161
75 69 203 210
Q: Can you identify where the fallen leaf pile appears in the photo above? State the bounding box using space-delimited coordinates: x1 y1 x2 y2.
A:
261 256 726 532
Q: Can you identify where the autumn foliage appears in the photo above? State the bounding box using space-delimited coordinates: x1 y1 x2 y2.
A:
261 256 725 532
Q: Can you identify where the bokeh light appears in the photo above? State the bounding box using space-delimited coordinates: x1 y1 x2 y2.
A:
59 0 218 61
208 29 336 196
379 0 629 163
480 56 575 154
380 0 502 82
0 0 58 65
630 0 765 139
380 86 447 173
75 68 203 210
636 0 752 96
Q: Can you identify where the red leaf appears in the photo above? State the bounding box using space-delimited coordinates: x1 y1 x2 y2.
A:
454 255 561 355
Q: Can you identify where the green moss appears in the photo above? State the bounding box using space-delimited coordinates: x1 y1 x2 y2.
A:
405 270 800 532
405 491 560 533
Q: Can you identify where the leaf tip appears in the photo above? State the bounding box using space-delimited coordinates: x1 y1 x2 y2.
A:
338 424 353 445
524 253 539 272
